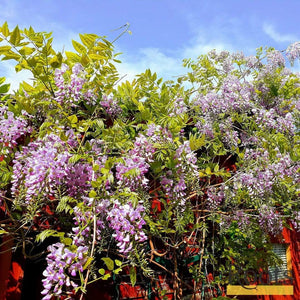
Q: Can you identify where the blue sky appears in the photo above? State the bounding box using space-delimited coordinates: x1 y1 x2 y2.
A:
1 0 300 90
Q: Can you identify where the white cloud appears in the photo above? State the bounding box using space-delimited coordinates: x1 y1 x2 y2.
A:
263 23 299 43
117 35 234 84
117 47 185 83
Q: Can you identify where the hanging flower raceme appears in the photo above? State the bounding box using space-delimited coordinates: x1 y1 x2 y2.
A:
0 106 32 155
258 205 283 236
107 201 147 255
161 141 198 205
100 95 122 117
41 242 88 300
11 133 92 203
54 63 96 106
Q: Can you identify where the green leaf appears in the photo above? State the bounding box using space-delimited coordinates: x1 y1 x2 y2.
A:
88 190 97 198
0 229 8 235
35 230 64 243
1 52 20 61
89 54 106 61
61 237 73 246
102 257 114 271
79 33 98 47
102 273 111 280
113 268 122 274
10 26 21 46
0 46 11 54
92 164 99 172
83 257 93 270
115 259 122 267
19 46 35 56
65 51 80 63
1 22 9 37
72 40 86 54
129 266 136 286
49 55 61 68
68 114 78 124
98 268 105 275
68 154 83 164
0 83 10 94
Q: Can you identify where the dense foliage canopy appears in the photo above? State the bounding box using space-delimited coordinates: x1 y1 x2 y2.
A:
0 22 299 299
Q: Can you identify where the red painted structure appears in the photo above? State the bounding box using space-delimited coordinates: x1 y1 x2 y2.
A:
255 227 300 300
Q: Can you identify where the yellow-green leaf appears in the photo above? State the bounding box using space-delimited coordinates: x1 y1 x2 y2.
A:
79 33 98 47
102 257 114 271
19 46 35 56
130 267 136 286
1 52 21 61
0 45 11 54
1 22 9 37
98 268 105 275
10 26 21 46
83 257 93 270
72 40 86 54
115 259 122 267
88 190 97 198
89 53 106 61
65 51 80 63
68 115 78 124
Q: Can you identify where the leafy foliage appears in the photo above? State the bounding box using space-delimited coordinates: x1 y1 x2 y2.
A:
0 23 299 299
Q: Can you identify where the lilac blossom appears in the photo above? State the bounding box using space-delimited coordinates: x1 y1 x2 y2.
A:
267 50 285 68
161 141 198 205
11 134 93 203
41 242 88 300
290 211 300 232
0 106 32 154
54 63 95 106
107 201 147 255
116 155 149 191
169 97 187 117
130 133 156 163
100 95 122 116
258 205 283 236
206 185 225 210
286 42 300 64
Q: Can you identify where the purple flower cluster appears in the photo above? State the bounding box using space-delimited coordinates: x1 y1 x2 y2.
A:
267 50 285 68
258 205 283 236
206 185 225 210
54 63 95 106
11 134 92 203
41 242 88 300
66 163 93 197
233 148 300 199
161 141 198 205
286 42 300 64
233 211 251 229
100 95 122 116
253 108 295 135
290 212 300 232
195 118 214 139
130 133 156 163
12 135 71 202
219 119 240 148
0 106 32 154
116 155 149 191
107 201 147 254
169 98 187 117
193 75 254 140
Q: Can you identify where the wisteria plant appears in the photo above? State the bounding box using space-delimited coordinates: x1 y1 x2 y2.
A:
0 22 299 299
